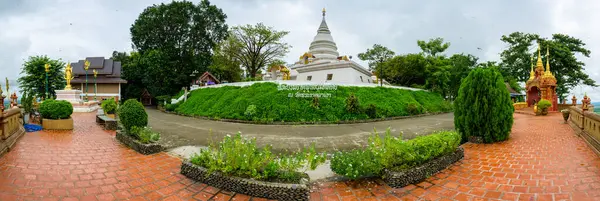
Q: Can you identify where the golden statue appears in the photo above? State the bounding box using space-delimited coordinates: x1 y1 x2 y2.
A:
5 77 9 93
64 62 74 90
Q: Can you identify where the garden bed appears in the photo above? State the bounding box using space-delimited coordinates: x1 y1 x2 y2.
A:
382 147 464 188
116 129 164 155
180 161 310 201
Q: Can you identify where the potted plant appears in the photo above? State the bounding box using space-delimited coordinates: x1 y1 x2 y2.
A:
561 109 570 123
101 99 118 119
20 91 34 124
40 99 74 130
537 99 552 116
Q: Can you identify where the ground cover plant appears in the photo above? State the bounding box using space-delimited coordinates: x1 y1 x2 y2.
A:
129 126 160 144
330 129 461 180
190 132 326 183
174 82 451 122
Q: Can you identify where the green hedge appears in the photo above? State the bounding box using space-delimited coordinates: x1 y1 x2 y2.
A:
174 83 451 122
101 100 118 114
454 68 513 143
118 99 148 131
40 100 73 120
330 129 461 179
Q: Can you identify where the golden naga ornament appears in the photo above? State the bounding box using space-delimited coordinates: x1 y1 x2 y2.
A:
64 63 74 90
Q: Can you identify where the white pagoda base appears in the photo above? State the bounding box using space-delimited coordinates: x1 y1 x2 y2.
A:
55 90 100 113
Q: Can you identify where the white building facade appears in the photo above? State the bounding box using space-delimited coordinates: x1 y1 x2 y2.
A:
266 8 380 85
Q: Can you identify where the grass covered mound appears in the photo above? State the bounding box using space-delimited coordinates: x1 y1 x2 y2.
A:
174 82 451 123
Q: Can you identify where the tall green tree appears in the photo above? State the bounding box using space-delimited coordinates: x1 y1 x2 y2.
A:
417 37 450 57
447 54 478 100
454 67 513 143
208 41 242 83
17 55 66 99
224 23 291 78
357 44 395 71
499 32 597 100
130 0 228 95
379 53 428 87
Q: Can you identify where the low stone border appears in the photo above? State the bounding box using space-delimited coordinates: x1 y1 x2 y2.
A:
382 147 464 188
180 161 310 201
161 109 450 125
115 130 164 155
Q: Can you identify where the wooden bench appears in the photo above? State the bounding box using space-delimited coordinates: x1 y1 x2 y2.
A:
96 115 118 130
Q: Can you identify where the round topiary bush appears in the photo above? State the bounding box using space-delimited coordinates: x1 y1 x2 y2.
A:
118 99 148 131
40 100 73 120
454 68 514 143
101 100 118 114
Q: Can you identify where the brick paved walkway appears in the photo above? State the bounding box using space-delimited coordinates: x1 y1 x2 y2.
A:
1 112 599 201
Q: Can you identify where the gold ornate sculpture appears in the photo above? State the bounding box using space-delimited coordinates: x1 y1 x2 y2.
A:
64 62 74 90
279 66 291 80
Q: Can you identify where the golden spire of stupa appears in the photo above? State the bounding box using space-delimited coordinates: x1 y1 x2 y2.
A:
528 56 535 80
535 41 544 70
543 46 556 79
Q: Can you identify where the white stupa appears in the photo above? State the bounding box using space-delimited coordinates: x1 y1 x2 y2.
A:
287 8 375 84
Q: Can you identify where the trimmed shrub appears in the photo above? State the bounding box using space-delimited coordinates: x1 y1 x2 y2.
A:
155 95 171 106
101 100 118 114
345 93 361 114
537 99 552 110
330 129 461 179
312 96 320 109
165 103 178 112
40 100 73 119
454 68 514 143
365 104 377 118
190 132 326 183
118 99 148 131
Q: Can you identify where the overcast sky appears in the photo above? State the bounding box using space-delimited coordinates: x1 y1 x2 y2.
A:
1 0 599 100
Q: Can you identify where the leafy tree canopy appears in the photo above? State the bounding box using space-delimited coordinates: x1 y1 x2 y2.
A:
417 37 450 57
223 23 291 78
499 32 597 100
17 55 66 99
130 0 228 96
357 44 395 71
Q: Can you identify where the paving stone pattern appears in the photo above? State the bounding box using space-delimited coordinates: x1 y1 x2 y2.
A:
0 112 599 200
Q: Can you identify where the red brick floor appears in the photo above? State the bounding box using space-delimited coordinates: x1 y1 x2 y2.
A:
1 113 600 201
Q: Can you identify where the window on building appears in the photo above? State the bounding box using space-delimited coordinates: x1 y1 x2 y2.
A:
327 74 333 80
368 79 370 83
307 76 312 81
360 76 363 82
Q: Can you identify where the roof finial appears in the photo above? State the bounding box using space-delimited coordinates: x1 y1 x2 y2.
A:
535 41 544 70
322 8 326 17
546 46 551 73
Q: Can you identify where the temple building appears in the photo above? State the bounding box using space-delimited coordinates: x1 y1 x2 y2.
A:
265 8 378 84
70 57 127 101
525 43 558 111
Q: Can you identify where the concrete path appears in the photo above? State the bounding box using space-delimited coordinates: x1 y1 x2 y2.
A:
147 108 455 153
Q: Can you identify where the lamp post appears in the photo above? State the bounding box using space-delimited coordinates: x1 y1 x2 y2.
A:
44 63 50 99
84 60 90 101
93 69 98 101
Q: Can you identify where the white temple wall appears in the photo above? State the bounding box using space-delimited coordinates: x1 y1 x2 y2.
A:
296 68 372 84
